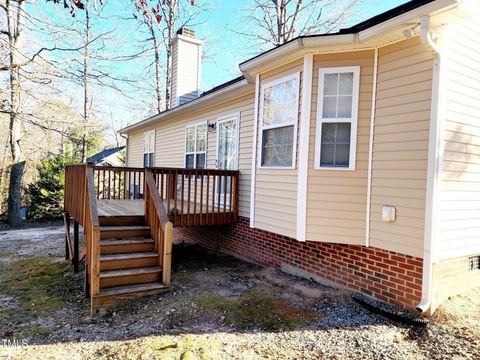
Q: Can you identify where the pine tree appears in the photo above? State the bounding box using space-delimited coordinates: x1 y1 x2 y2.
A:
27 155 70 219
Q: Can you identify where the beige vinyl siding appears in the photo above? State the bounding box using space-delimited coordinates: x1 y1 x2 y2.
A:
254 59 303 238
369 36 433 258
127 133 144 168
306 50 373 245
127 92 254 218
437 12 480 260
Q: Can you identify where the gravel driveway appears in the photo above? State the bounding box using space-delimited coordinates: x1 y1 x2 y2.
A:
0 224 479 359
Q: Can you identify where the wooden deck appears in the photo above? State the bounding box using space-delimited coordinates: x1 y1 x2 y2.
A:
64 165 239 313
97 198 235 226
98 199 145 217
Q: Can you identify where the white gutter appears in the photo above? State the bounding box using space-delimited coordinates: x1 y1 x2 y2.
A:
417 15 443 314
365 47 378 247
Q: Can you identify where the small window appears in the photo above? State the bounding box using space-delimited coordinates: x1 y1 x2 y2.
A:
143 130 155 167
315 67 360 170
185 122 207 169
469 256 480 271
259 73 299 168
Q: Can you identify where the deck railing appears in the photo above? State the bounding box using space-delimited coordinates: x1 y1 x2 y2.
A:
150 167 239 226
90 166 239 226
144 169 173 286
64 164 101 310
92 166 145 200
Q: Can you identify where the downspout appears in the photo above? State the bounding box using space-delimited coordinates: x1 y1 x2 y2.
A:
365 47 378 247
417 15 442 314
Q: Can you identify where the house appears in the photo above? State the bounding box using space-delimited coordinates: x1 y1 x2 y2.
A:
86 146 125 167
65 0 480 315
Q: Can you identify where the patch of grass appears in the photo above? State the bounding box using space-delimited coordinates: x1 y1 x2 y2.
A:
0 256 81 337
197 290 323 331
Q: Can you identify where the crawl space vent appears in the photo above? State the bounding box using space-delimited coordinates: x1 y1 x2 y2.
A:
468 256 480 271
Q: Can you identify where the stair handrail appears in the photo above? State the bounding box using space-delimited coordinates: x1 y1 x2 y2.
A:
144 168 173 286
84 165 101 309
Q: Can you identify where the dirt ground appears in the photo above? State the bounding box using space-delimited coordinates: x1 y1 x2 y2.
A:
0 224 479 360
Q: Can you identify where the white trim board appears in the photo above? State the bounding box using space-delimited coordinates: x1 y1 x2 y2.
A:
365 48 378 247
296 54 313 242
250 74 260 228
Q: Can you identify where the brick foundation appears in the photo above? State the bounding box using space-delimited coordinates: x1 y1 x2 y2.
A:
174 216 423 310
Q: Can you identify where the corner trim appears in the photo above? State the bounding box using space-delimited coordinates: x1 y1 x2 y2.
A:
249 74 260 228
296 54 313 241
365 48 379 247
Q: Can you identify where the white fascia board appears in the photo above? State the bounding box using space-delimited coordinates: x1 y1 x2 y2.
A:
240 38 304 77
358 0 459 41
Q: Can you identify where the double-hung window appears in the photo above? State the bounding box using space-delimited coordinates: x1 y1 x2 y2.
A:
143 130 155 167
315 66 360 170
259 73 300 168
185 122 207 169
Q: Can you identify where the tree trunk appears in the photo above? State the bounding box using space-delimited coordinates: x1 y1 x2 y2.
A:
6 0 26 226
7 161 25 226
151 26 162 113
82 0 90 161
164 1 175 110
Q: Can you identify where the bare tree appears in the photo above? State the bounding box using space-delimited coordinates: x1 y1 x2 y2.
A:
2 0 27 225
132 0 198 112
0 0 109 224
133 1 164 113
238 0 359 48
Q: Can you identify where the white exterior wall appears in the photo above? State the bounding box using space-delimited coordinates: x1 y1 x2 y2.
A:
437 10 480 260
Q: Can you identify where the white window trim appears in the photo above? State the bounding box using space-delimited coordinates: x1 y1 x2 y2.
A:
184 120 207 169
143 130 155 167
215 112 240 170
258 72 300 170
314 66 360 171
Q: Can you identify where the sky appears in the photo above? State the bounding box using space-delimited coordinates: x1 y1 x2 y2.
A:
198 0 410 91
24 0 411 144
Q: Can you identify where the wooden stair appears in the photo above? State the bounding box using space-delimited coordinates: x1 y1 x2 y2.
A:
92 216 168 310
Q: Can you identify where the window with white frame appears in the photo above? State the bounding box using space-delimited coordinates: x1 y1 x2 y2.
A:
185 122 207 169
143 130 155 167
315 66 360 170
259 73 299 168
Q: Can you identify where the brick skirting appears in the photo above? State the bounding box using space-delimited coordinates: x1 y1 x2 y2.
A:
174 216 424 310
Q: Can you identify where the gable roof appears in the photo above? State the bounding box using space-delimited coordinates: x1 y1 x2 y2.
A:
122 0 458 134
86 146 125 165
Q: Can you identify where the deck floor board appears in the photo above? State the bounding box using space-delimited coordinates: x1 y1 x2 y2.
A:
97 199 231 217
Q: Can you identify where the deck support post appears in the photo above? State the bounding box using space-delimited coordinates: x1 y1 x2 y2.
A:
162 222 173 287
73 220 80 273
64 211 71 260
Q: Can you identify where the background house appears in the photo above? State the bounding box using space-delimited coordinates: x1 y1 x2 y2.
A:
86 146 125 167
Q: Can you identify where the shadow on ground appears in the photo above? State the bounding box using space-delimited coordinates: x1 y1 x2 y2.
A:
0 225 479 359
